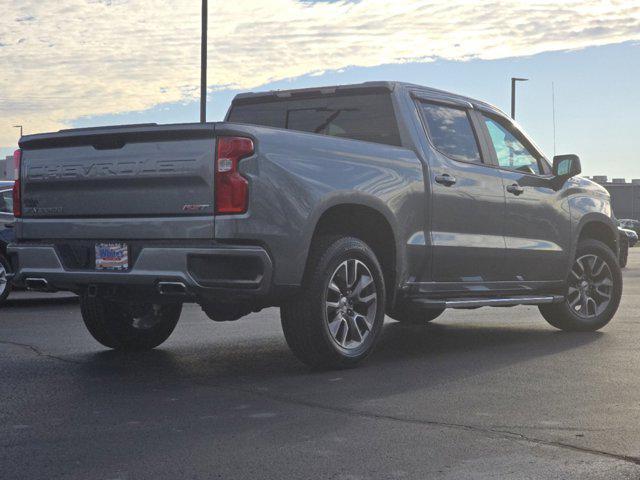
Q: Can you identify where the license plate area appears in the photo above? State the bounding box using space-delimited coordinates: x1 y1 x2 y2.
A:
95 243 129 271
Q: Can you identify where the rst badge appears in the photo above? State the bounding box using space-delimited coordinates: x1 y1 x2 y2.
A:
182 204 211 212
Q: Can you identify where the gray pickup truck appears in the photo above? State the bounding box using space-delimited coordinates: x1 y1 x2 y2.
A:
8 81 622 368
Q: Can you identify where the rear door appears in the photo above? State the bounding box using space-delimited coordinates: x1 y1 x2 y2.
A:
416 99 507 287
478 112 570 283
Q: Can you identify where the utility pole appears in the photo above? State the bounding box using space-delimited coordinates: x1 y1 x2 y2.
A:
552 82 557 156
200 0 208 123
13 125 23 137
510 77 528 119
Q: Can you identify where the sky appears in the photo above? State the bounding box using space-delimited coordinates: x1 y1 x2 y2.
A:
1 0 639 178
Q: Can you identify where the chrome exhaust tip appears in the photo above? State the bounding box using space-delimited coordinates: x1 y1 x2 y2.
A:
157 281 189 296
25 278 49 291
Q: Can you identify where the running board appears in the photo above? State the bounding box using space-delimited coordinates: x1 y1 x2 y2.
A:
411 295 564 309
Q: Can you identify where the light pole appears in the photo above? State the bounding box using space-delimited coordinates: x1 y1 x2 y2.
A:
200 0 208 123
13 125 23 137
510 77 528 119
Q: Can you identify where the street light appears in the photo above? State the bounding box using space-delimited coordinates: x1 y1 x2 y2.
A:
200 0 208 123
510 77 528 119
13 125 23 137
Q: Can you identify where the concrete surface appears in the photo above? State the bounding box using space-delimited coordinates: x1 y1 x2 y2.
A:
2 251 640 479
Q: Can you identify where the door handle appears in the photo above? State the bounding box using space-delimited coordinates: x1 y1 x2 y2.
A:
506 183 525 195
435 173 457 186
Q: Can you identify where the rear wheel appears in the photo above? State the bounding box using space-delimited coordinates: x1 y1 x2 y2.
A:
280 236 386 369
81 296 182 350
0 253 12 305
539 239 622 332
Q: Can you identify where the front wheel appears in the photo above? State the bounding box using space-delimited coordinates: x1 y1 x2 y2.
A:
81 296 182 350
281 236 386 369
539 239 622 332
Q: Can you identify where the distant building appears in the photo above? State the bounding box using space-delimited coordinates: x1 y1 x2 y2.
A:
587 176 640 220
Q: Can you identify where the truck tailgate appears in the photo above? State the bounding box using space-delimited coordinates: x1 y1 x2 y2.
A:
18 123 216 239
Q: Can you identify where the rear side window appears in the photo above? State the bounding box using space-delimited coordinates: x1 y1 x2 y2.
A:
420 103 481 163
227 93 402 146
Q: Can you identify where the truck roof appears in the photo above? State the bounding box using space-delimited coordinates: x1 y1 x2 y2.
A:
21 81 509 144
231 81 508 118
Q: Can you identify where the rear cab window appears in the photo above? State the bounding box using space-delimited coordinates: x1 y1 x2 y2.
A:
227 92 402 147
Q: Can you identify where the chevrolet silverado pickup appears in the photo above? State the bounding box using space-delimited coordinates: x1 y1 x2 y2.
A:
8 82 622 368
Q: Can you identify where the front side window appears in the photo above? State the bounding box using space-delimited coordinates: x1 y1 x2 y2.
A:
483 116 541 175
420 103 481 163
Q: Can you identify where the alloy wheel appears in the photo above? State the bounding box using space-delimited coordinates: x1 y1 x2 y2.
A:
567 253 614 318
324 259 378 350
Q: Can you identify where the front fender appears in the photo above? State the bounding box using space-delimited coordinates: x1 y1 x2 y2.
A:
567 190 618 272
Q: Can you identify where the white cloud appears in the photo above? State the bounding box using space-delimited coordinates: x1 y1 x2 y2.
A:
0 0 639 147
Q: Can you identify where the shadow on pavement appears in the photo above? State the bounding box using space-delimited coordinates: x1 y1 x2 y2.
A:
72 319 604 404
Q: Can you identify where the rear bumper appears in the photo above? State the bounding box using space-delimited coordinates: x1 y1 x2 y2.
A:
7 243 273 302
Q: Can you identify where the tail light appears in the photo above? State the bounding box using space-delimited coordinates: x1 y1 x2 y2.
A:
215 136 254 214
12 149 21 218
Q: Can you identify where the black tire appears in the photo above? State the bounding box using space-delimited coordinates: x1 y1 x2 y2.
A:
81 296 182 350
280 236 386 369
539 239 622 332
0 253 12 305
619 236 629 268
389 302 445 325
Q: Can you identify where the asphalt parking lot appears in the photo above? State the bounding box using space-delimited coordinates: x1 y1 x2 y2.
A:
2 252 640 479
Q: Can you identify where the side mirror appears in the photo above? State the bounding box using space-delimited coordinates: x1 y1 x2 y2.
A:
553 154 581 178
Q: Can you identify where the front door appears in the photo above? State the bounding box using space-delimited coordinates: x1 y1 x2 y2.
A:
417 100 507 288
479 113 570 284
